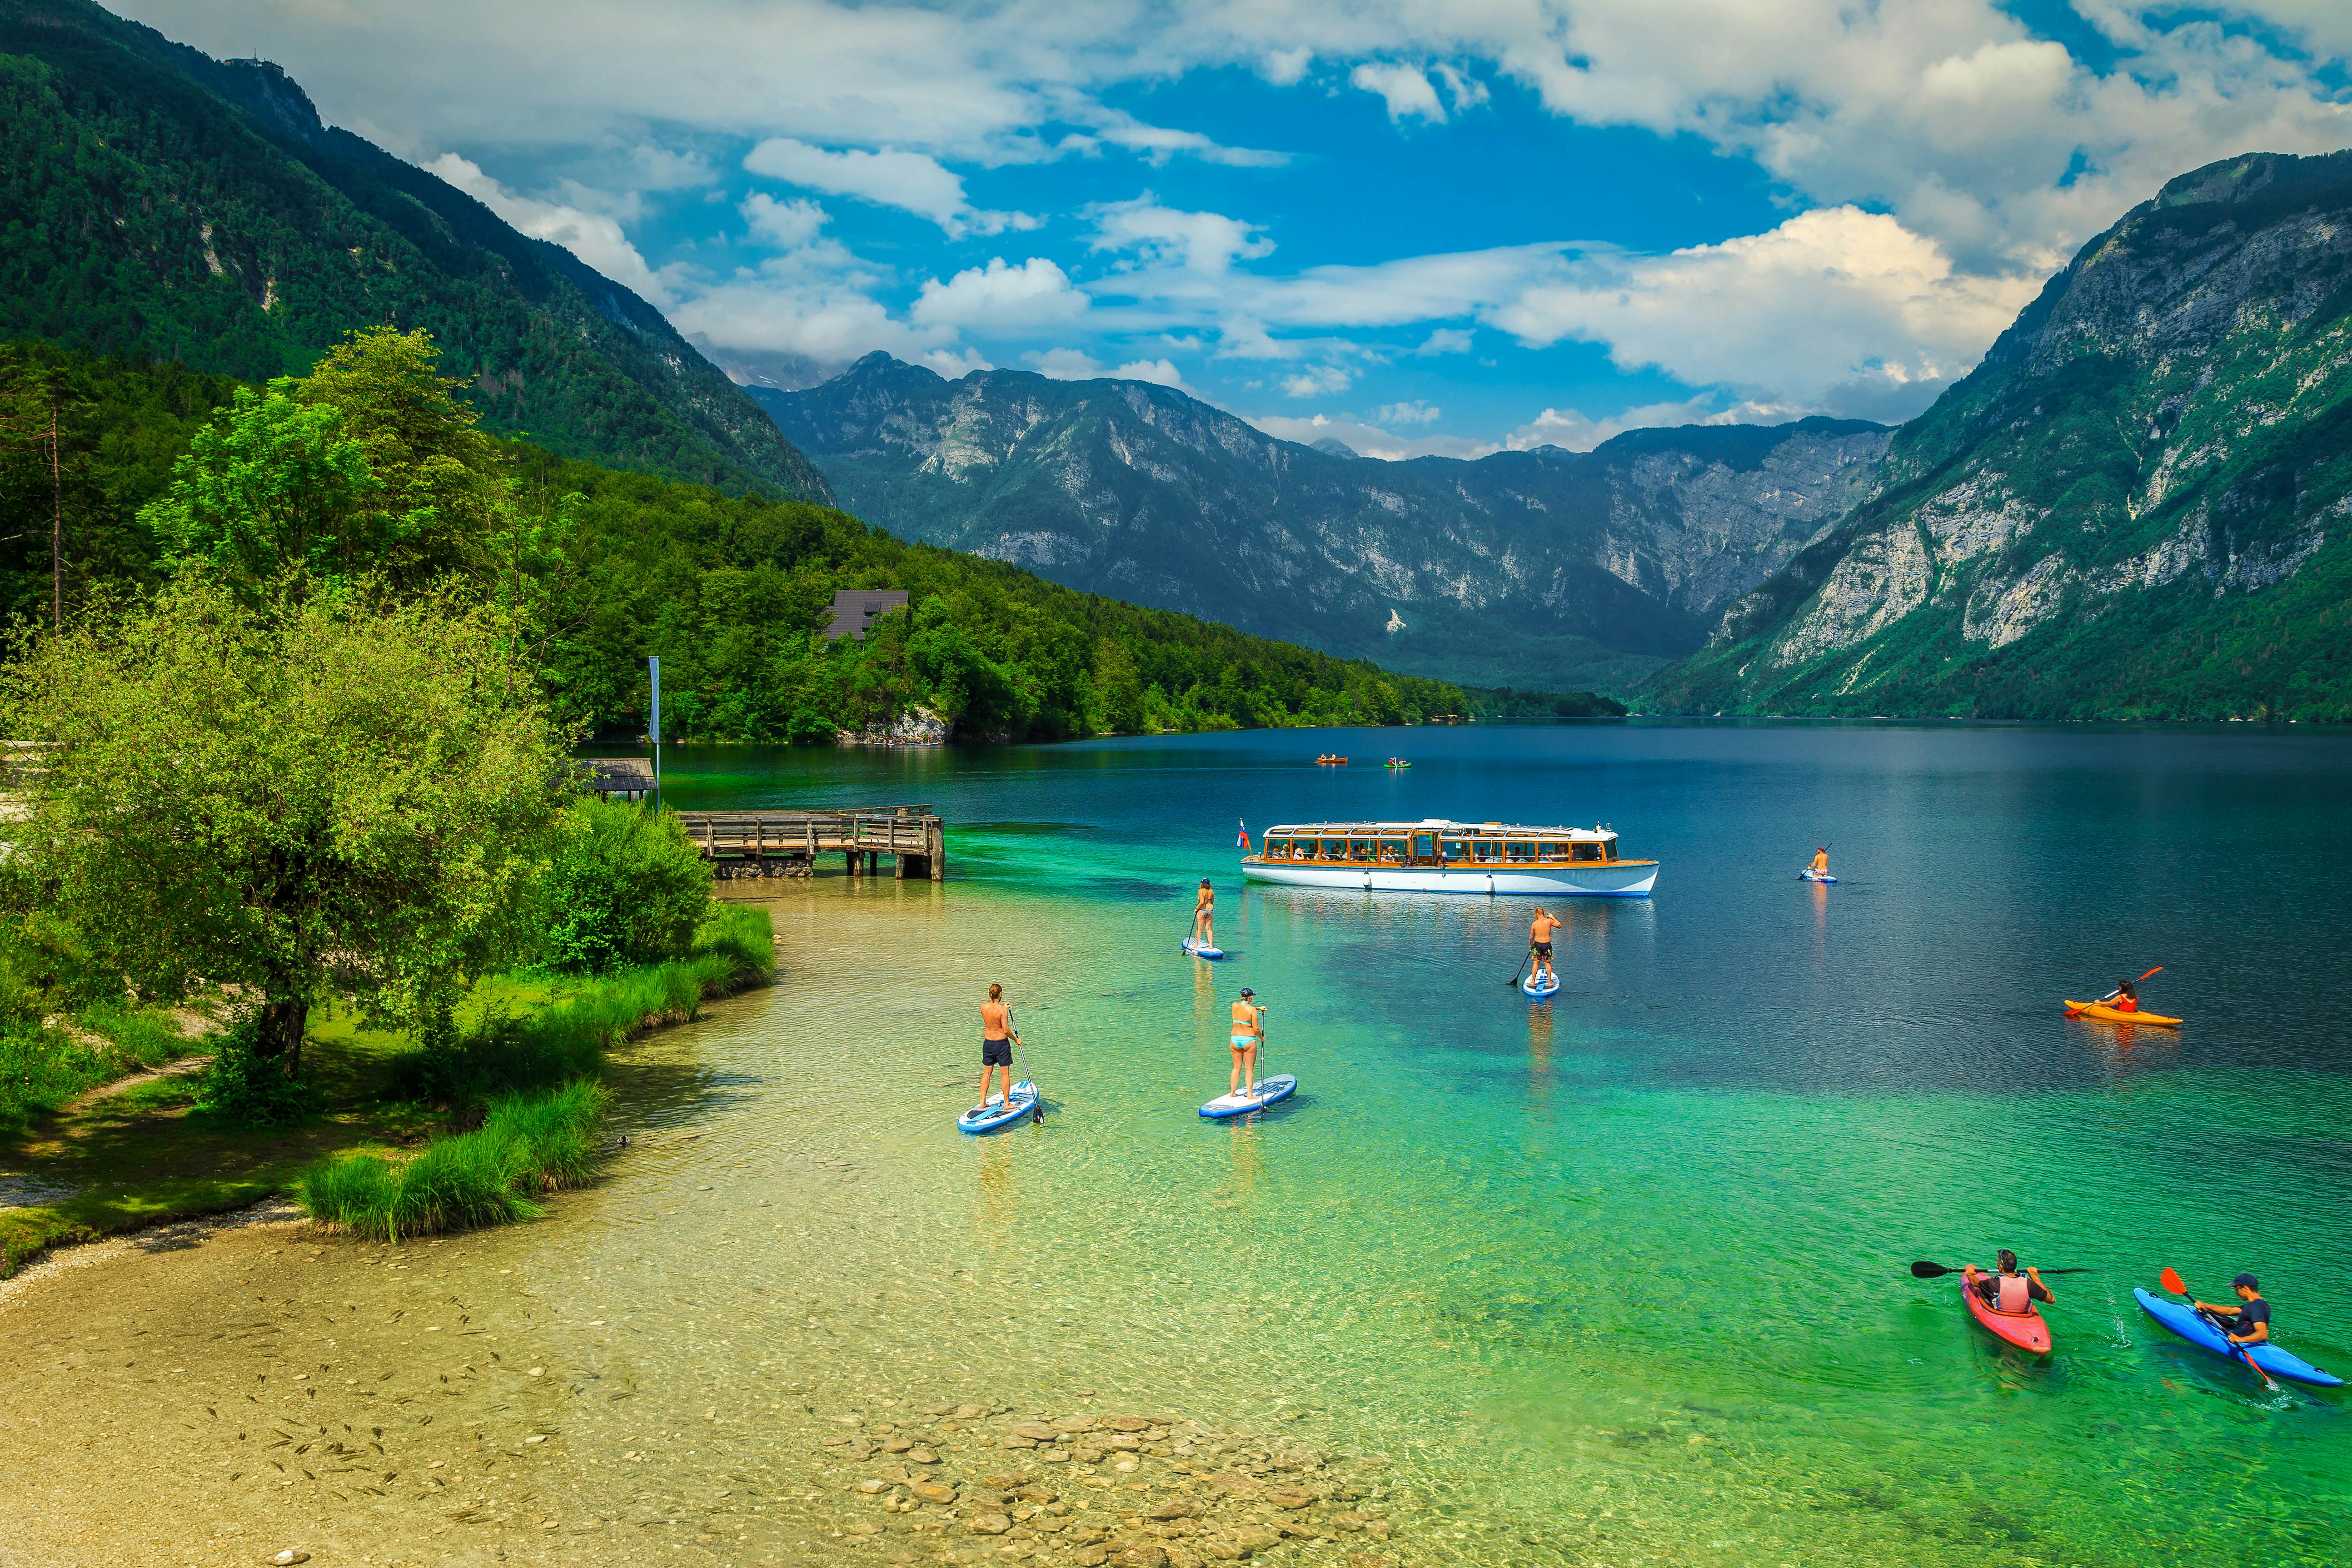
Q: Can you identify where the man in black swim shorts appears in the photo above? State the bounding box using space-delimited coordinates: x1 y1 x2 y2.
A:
977 982 1020 1113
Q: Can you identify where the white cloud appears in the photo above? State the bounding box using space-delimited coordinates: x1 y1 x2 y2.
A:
743 137 1032 238
1246 410 1495 461
425 153 672 304
739 192 828 249
1414 327 1475 356
1351 62 1447 124
912 257 1090 331
1373 400 1441 424
1432 64 1490 114
1025 347 1106 379
1114 358 1189 388
1504 397 1800 454
1281 364 1355 397
1090 197 1274 273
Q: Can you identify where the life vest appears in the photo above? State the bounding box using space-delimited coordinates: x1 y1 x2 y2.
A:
1997 1272 2031 1313
2114 996 2137 1012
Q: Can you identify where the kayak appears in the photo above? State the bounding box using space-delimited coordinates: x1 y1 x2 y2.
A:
1201 1075 1297 1120
959 1079 1038 1134
1182 937 1225 960
1522 971 1561 999
2064 1000 2182 1027
1384 762 1412 769
2133 1288 2343 1386
1961 1279 2051 1354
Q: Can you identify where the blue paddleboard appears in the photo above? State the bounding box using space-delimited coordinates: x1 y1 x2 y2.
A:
2133 1288 2342 1386
1200 1075 1297 1120
1522 971 1561 998
1183 937 1225 959
1800 870 1838 883
958 1080 1038 1134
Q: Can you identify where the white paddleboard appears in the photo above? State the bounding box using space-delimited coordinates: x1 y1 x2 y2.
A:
959 1080 1037 1133
1522 972 1561 998
1800 870 1838 883
1200 1075 1297 1120
1182 937 1225 959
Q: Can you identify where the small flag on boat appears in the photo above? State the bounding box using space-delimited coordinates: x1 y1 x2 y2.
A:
1237 819 1250 851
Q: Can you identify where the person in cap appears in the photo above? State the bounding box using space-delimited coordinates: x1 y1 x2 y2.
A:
2193 1274 2272 1347
1228 987 1264 1097
1963 1248 2053 1314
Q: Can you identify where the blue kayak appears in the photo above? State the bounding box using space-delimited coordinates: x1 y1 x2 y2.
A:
959 1080 1038 1134
2133 1288 2343 1386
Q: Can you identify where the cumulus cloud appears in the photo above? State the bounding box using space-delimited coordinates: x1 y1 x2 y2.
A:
739 192 828 249
1351 62 1447 124
743 137 1032 238
1372 400 1442 424
1246 411 1495 461
426 153 672 304
912 257 1090 330
1090 197 1274 273
1022 348 1190 388
1503 397 1801 453
1281 364 1355 397
1414 327 1475 355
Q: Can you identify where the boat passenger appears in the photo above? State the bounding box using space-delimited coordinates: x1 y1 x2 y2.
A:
2110 979 2138 1013
1193 878 1215 947
1529 907 1563 985
976 983 1019 1114
1230 987 1263 1096
1963 1249 2052 1313
2193 1274 2272 1347
1810 846 1829 876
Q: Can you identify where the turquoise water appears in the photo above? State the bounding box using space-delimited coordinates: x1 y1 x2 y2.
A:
587 721 2350 1563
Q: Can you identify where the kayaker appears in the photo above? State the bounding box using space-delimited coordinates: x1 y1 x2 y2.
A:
1192 878 1215 947
2193 1274 2272 1347
1229 987 1264 1096
1529 907 1563 986
1964 1250 2053 1313
976 983 1019 1114
2111 979 2139 1014
1810 846 1829 876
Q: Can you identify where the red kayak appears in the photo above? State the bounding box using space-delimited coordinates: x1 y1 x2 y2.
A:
1961 1279 2051 1353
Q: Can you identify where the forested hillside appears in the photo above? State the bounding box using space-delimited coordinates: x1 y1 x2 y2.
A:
0 332 1476 740
1648 150 2352 722
0 0 830 501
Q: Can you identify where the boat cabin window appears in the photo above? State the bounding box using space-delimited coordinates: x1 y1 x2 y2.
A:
1572 841 1603 861
1505 841 1535 863
1471 839 1501 862
1441 837 1470 860
1263 837 1290 859
1348 837 1375 862
1537 841 1569 862
1411 832 1436 860
1377 838 1406 863
1319 836 1347 860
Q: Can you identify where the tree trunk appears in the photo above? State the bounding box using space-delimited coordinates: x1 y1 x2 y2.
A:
254 997 310 1079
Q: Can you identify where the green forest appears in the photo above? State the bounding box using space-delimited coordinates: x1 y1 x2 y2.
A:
0 330 1491 741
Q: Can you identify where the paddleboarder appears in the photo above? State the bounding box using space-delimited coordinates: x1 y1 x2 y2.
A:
976 983 1020 1116
1810 846 1830 876
1529 907 1562 987
1229 987 1263 1097
1963 1249 2054 1313
1192 878 1216 948
2191 1274 2272 1347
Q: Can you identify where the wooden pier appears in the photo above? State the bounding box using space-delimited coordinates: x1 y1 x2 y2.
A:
675 805 945 882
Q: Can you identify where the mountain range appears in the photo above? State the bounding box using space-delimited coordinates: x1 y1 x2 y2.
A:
754 363 1889 691
1648 149 2352 721
0 0 829 502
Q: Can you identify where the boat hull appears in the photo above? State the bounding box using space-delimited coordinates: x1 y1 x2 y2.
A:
1243 861 1658 897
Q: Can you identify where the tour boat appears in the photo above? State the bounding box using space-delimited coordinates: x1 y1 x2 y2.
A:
1243 819 1659 897
1314 754 1349 765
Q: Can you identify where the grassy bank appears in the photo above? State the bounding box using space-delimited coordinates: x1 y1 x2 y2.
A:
0 1003 214 1139
0 902 774 1274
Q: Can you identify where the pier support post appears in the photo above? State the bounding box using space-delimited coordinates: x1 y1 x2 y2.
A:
929 819 946 882
845 849 859 876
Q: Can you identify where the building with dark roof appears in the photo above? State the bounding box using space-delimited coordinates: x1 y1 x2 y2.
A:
824 589 910 641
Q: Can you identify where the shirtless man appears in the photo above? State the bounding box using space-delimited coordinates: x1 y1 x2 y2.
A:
1229 987 1264 1097
977 983 1020 1113
1529 907 1563 986
1192 878 1215 948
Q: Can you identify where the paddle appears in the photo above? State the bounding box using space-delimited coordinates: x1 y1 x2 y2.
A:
2068 967 2162 1014
1911 1261 2092 1279
2160 1265 2278 1392
1010 1011 1041 1125
1506 947 1530 989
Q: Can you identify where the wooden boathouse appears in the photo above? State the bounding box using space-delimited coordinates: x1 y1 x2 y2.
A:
674 805 945 881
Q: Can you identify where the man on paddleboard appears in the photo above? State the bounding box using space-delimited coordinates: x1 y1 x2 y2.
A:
977 984 1019 1114
1192 878 1215 948
2193 1274 2272 1347
1529 907 1562 987
1964 1249 2053 1313
1229 987 1263 1097
1810 846 1830 876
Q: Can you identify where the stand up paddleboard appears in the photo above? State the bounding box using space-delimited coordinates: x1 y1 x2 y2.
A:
1200 1075 1297 1120
1182 937 1225 960
1522 971 1561 999
958 1080 1038 1134
1800 869 1837 883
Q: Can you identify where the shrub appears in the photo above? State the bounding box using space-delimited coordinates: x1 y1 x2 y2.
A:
193 1011 320 1123
536 798 712 974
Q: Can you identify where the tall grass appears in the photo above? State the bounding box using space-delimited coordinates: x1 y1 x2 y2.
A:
0 1005 199 1137
297 1080 608 1242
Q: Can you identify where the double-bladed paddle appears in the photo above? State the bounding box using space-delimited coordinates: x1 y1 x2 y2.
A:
2160 1265 2278 1392
1911 1261 2092 1279
2068 967 2162 1014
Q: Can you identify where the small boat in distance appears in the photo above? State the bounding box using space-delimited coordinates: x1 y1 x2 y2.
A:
1245 819 1659 897
1383 758 1411 769
1314 754 1349 765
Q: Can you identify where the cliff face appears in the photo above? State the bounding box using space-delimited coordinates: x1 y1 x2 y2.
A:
758 358 1887 690
1649 150 2352 720
0 0 832 502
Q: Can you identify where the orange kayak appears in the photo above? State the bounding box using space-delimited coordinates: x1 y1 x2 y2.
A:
1962 1279 2051 1353
2064 999 2182 1027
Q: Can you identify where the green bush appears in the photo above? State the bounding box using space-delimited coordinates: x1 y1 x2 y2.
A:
192 1012 320 1124
296 1079 609 1242
536 798 713 974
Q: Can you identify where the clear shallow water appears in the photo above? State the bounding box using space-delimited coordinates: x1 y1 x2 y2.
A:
572 720 2352 1564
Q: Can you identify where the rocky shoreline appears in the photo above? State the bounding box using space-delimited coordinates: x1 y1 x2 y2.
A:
811 1401 1406 1567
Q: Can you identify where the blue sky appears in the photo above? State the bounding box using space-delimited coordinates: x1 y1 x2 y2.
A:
118 1 2352 457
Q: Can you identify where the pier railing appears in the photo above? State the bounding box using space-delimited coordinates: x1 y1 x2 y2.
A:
672 806 944 881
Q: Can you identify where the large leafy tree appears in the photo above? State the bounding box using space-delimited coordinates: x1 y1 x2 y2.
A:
4 578 568 1073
